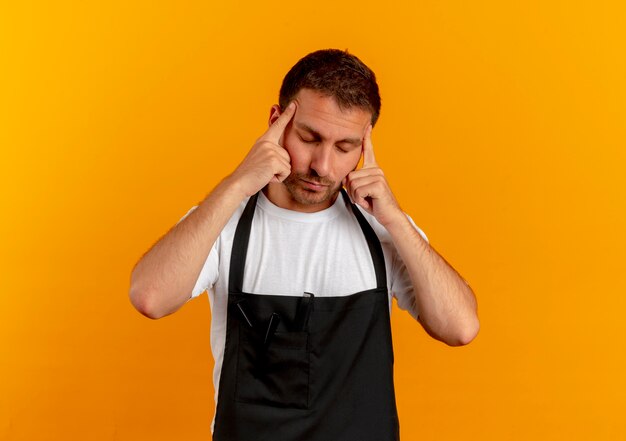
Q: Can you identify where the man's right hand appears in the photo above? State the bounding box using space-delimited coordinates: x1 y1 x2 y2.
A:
230 101 297 198
129 102 296 319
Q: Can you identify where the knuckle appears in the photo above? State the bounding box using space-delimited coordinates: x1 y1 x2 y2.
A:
254 139 266 149
260 140 276 151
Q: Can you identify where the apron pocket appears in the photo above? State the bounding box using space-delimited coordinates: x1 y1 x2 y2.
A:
236 326 310 409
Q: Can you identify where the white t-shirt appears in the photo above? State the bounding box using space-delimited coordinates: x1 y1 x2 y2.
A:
179 190 428 429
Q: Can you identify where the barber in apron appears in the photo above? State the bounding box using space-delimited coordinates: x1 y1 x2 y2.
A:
213 189 400 441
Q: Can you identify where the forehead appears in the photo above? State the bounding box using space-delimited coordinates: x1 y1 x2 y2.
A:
292 89 371 138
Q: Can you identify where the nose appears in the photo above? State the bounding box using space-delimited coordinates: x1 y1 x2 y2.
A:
310 144 332 177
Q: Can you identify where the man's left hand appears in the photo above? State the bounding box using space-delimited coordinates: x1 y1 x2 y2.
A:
342 125 404 228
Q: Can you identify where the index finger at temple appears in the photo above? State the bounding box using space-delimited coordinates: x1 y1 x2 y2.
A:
362 124 377 167
265 101 296 143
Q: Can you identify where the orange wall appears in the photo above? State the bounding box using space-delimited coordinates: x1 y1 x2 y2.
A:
1 1 625 440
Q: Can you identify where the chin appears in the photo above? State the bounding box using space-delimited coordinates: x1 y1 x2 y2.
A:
287 181 340 206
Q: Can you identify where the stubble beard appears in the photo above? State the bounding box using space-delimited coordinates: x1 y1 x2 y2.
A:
283 171 341 206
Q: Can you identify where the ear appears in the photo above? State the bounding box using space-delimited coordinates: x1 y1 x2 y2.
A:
268 104 281 127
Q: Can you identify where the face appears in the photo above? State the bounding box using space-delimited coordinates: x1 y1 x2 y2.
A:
267 88 372 212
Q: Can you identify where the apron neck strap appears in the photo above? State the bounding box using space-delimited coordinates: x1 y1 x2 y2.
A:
228 188 387 294
340 189 388 290
228 192 259 294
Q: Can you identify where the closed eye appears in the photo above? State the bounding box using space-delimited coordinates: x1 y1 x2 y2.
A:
299 135 318 144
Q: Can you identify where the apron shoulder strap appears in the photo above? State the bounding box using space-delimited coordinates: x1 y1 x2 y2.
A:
228 192 259 294
340 189 388 290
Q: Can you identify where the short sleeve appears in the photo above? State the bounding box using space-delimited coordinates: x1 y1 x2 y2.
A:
408 215 428 244
189 243 219 299
176 206 220 300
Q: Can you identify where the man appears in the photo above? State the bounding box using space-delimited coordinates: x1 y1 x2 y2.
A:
130 49 479 440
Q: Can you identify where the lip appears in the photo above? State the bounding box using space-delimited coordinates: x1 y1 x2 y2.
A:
301 179 328 191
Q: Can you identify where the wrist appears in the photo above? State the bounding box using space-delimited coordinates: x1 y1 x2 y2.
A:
381 208 411 232
222 173 253 200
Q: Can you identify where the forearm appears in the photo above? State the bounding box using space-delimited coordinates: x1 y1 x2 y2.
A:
385 214 479 346
129 103 297 319
129 175 247 319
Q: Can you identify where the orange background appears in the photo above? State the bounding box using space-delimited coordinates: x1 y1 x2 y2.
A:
1 1 625 440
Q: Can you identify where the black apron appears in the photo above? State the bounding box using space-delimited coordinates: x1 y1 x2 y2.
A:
213 189 400 441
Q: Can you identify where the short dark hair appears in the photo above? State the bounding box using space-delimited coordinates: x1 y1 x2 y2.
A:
279 49 381 126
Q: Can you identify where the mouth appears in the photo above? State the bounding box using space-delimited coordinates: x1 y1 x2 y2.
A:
300 179 329 191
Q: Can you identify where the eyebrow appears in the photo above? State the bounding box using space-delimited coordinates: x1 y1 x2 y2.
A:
295 122 362 147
